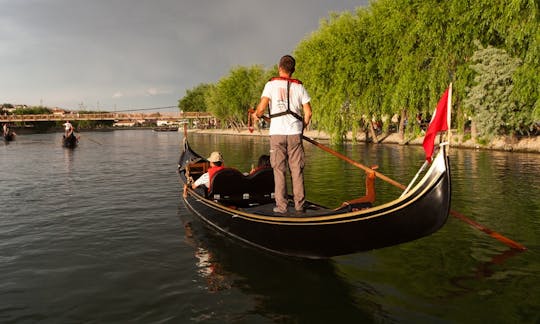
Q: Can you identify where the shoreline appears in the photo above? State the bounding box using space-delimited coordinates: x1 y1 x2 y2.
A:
188 128 540 154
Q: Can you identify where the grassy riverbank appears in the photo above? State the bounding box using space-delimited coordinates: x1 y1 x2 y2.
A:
189 128 540 154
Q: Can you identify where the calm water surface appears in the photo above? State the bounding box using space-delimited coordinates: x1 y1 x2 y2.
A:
0 130 538 323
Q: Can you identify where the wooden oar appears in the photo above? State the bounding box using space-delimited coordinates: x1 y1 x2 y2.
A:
81 135 102 145
302 135 406 190
302 135 527 251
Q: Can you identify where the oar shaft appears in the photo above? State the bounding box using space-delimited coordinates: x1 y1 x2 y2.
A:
449 210 527 250
302 135 406 190
302 135 527 251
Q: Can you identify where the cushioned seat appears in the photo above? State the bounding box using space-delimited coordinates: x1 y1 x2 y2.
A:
208 167 274 207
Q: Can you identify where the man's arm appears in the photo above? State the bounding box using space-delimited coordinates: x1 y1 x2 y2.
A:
302 102 312 129
192 172 209 189
252 96 270 123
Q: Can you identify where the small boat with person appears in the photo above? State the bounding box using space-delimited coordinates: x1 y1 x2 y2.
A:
63 132 79 148
62 120 79 148
2 123 16 142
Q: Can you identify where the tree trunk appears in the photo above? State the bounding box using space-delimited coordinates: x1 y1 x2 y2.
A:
399 109 407 143
369 121 379 144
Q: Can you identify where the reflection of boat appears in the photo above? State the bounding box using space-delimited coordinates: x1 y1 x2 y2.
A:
178 210 381 321
63 133 79 148
178 134 451 259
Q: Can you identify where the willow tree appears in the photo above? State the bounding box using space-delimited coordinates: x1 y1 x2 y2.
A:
295 12 368 142
205 65 267 130
178 83 212 112
464 44 523 138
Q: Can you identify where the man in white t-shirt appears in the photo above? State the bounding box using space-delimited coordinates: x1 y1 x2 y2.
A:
63 121 73 137
252 55 312 214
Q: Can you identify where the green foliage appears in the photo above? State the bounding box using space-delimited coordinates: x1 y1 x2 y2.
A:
178 83 212 112
13 106 52 115
205 65 267 125
293 0 539 141
177 0 539 141
464 44 524 137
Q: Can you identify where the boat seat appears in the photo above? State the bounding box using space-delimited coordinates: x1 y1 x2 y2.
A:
246 168 275 205
209 167 275 207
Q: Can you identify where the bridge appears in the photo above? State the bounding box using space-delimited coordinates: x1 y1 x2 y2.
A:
0 111 214 123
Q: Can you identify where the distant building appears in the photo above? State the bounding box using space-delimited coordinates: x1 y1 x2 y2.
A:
52 108 66 116
113 120 136 127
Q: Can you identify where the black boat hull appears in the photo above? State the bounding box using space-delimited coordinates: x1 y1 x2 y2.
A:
63 133 78 148
179 140 451 258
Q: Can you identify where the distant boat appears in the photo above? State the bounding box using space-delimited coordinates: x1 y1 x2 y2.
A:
3 131 15 142
2 126 16 142
153 126 179 132
63 133 79 148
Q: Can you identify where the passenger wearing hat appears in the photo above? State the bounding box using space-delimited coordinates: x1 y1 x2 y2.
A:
191 151 225 191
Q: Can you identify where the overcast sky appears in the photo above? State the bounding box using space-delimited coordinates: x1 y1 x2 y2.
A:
1 0 368 112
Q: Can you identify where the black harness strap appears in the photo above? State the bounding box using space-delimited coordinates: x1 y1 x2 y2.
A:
268 79 303 122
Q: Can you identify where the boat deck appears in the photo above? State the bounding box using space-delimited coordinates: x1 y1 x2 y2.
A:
240 199 372 218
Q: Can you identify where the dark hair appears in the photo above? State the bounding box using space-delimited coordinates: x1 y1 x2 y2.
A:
279 55 296 74
257 154 271 168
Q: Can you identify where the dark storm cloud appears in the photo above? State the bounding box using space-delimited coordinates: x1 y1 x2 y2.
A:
0 0 367 109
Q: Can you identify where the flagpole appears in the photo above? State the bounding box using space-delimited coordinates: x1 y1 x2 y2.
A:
446 83 452 154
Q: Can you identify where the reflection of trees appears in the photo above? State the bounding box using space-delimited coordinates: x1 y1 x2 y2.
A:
178 211 386 323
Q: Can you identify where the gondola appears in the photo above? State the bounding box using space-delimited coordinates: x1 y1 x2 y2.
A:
63 132 79 148
3 131 15 142
177 134 451 259
2 125 16 142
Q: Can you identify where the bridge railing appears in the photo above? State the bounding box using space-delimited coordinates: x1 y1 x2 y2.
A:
0 112 215 122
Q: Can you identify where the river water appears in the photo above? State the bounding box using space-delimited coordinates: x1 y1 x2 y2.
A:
0 130 538 323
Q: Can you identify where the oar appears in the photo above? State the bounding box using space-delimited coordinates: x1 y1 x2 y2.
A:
302 135 406 190
80 134 103 145
302 135 527 251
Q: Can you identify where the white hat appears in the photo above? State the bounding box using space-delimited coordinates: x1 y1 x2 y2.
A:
207 151 223 163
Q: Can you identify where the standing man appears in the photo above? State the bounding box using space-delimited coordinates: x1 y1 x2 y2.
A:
63 120 73 137
252 55 312 214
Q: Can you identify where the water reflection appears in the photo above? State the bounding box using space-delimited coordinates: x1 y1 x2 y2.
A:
178 210 385 322
448 248 525 297
63 146 75 173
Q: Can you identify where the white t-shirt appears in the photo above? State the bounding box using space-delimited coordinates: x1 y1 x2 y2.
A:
261 78 311 135
193 172 209 188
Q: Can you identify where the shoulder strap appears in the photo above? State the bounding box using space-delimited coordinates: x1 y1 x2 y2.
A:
269 76 303 84
268 80 303 122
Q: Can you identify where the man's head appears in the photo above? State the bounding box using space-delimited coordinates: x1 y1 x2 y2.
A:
207 151 223 166
279 55 296 75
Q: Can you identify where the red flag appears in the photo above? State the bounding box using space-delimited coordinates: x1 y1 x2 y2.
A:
422 87 450 162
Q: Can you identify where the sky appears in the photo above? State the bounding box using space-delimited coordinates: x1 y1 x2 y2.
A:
1 0 368 112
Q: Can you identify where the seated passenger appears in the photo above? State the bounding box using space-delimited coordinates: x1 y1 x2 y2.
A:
249 154 271 175
192 151 225 192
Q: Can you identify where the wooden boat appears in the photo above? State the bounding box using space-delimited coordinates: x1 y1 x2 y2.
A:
178 135 451 259
3 131 15 142
63 133 79 148
153 126 179 132
3 125 15 142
